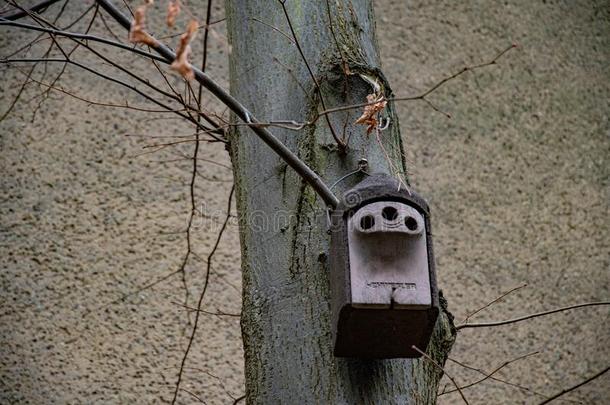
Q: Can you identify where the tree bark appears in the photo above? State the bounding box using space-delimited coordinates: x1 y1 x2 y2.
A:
225 1 455 403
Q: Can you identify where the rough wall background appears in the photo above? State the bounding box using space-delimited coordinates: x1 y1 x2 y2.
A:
377 1 609 404
0 1 608 404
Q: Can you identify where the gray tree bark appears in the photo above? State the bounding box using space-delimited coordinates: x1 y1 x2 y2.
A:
225 1 455 403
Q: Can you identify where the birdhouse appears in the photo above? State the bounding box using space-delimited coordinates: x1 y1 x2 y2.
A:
329 173 439 358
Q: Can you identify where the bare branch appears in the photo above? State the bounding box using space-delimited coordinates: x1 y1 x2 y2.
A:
82 268 187 316
173 366 239 401
250 17 294 44
0 61 37 121
1 0 62 21
0 0 72 121
175 0 218 323
456 301 610 331
199 0 213 77
412 345 469 404
324 0 348 75
538 366 610 405
2 56 218 139
147 58 224 137
445 357 578 402
172 301 240 318
8 7 160 101
0 19 168 62
2 5 224 140
228 43 517 131
29 4 99 120
1 6 520 209
95 0 340 208
318 43 518 119
171 185 235 405
2 0 84 60
440 351 538 395
60 2 94 30
97 8 123 42
462 283 528 324
405 44 517 101
10 66 190 113
277 0 345 148
157 17 227 41
180 388 207 403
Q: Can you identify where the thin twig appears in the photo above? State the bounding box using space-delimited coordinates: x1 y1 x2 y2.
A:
412 345 469 404
2 5 213 130
538 366 609 405
82 268 188 316
3 56 219 141
271 56 315 105
375 127 409 191
227 43 517 130
180 388 207 403
155 156 232 170
440 351 538 395
446 357 574 402
0 0 70 121
1 0 62 21
324 0 352 142
95 0 339 208
415 44 517 100
0 19 168 62
251 17 294 44
324 0 348 75
30 4 99 120
2 10 221 140
157 17 227 41
3 27 48 59
98 10 122 42
0 59 36 121
173 367 238 401
462 283 527 324
171 186 235 405
319 44 518 119
9 0 86 122
61 2 93 30
176 0 217 324
456 301 610 331
172 301 240 318
10 66 189 113
277 0 344 148
148 57 224 137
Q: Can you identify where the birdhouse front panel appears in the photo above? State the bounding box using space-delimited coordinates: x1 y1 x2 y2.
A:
347 201 432 309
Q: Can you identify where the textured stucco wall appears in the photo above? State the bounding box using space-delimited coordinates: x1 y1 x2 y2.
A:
377 1 609 404
1 1 608 404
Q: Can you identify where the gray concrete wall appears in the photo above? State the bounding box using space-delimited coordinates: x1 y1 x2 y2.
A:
0 1 607 404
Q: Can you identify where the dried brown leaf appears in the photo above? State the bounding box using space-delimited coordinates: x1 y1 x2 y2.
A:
166 0 180 28
355 93 387 135
170 20 198 81
129 2 157 46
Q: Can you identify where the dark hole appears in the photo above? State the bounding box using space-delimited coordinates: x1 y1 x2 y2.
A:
360 215 375 230
405 216 418 231
382 206 398 221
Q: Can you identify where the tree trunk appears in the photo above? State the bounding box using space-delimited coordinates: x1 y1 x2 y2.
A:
225 1 455 403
